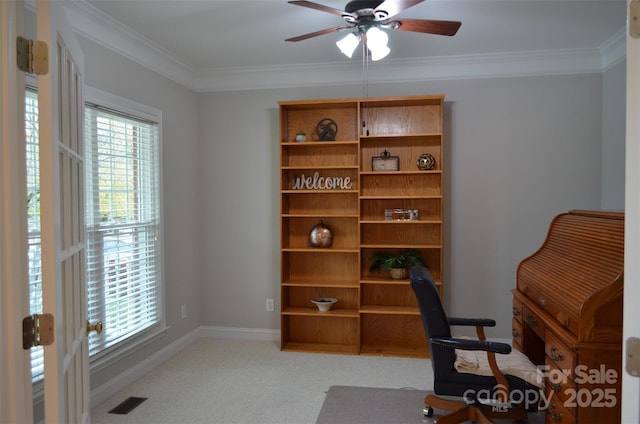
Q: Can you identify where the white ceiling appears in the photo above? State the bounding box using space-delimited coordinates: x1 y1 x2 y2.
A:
70 0 627 91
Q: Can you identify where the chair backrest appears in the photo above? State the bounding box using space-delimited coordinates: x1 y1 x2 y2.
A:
410 265 457 382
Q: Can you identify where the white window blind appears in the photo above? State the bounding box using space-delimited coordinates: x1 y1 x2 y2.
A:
85 102 162 357
25 89 44 383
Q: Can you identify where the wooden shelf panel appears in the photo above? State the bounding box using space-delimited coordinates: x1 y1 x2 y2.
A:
360 344 429 358
360 244 442 249
282 307 360 318
284 213 359 218
361 103 442 135
281 140 358 146
359 219 442 224
361 284 419 309
282 191 358 216
282 248 360 253
282 250 359 282
282 216 359 249
283 165 358 170
283 279 359 288
361 222 441 245
360 135 442 172
281 104 358 142
282 144 358 168
283 286 359 311
360 305 420 315
360 314 429 355
282 314 359 345
361 248 441 283
361 277 443 291
282 342 360 355
359 195 443 200
360 173 442 197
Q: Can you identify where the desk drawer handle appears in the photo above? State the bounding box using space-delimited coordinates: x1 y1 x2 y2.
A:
538 296 546 306
550 412 563 422
550 345 564 362
525 314 537 327
512 328 520 338
550 382 563 391
512 306 521 316
548 403 563 422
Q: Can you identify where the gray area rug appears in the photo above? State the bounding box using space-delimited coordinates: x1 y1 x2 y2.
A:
315 385 429 424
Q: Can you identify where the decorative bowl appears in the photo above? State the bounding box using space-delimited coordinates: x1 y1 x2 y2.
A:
311 298 338 312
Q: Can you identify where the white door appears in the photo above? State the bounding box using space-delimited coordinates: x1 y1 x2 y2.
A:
0 0 33 422
37 0 90 422
623 1 640 421
0 0 89 422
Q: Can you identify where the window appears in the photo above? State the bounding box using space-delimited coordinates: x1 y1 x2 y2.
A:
84 90 163 359
26 88 164 381
25 88 44 383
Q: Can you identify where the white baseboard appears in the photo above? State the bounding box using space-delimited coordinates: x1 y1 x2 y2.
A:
199 325 280 342
90 327 200 407
90 326 280 408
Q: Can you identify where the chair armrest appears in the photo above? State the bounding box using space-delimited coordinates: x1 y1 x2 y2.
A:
448 317 496 327
431 336 512 355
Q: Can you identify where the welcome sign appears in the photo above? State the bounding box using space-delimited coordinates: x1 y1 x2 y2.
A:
291 171 352 190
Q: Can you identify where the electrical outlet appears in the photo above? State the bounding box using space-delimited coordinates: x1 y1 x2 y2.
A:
266 298 274 312
181 304 187 319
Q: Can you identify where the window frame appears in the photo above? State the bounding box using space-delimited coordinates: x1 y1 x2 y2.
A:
84 86 167 373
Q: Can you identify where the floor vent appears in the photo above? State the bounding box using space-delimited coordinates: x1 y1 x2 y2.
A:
108 396 148 415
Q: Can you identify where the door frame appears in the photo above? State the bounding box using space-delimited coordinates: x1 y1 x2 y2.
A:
622 1 640 420
0 0 34 422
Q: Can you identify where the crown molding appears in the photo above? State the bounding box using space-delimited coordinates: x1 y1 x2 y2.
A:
63 0 626 93
62 0 198 89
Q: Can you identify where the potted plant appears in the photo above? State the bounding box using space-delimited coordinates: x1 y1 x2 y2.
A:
295 130 307 142
366 249 426 279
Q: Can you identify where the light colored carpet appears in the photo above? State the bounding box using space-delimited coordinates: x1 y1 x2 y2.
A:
91 338 433 424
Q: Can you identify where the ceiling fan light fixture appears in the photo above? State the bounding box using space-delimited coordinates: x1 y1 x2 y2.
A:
365 26 390 61
336 32 361 58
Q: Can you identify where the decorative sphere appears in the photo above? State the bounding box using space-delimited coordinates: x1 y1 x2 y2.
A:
309 221 332 248
417 153 436 170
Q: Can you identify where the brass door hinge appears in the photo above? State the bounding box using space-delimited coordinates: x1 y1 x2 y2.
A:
22 313 54 350
626 337 640 377
16 36 49 75
631 0 640 39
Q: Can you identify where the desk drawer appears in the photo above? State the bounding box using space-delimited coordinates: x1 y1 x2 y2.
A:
545 358 576 415
512 317 523 349
546 392 574 424
522 305 545 340
545 332 575 374
513 296 523 321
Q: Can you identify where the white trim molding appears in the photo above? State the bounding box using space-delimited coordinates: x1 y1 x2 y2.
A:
199 326 281 342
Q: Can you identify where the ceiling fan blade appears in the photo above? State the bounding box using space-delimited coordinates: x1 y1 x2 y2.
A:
288 1 356 19
393 18 461 36
374 0 425 19
286 26 351 42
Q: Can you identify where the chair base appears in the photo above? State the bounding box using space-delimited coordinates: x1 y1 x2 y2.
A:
424 394 528 424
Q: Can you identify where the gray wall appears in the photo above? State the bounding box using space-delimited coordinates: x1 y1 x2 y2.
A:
76 34 626 388
77 36 203 388
602 60 626 210
199 73 617 340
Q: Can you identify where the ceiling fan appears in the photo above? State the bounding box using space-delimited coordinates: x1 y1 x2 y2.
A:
285 0 461 59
